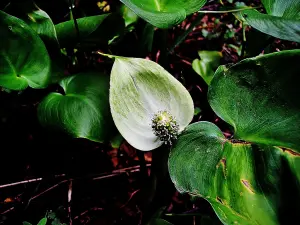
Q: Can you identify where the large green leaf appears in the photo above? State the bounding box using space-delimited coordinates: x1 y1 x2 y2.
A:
169 122 300 225
38 72 116 142
120 0 207 28
109 56 194 151
0 10 51 90
209 50 300 151
240 0 300 43
55 13 125 47
169 50 300 224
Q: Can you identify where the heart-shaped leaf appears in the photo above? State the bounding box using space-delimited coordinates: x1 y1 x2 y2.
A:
120 0 207 28
38 72 116 143
109 56 194 151
169 50 300 224
0 10 51 90
55 13 125 47
240 0 300 42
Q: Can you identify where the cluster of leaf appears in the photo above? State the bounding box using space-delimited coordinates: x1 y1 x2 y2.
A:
1 0 300 224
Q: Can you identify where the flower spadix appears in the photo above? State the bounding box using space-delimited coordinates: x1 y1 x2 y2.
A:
109 57 194 151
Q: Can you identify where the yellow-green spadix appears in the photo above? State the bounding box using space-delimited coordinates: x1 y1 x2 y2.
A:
109 57 194 151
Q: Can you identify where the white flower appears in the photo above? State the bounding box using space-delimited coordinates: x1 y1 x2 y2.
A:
109 57 194 151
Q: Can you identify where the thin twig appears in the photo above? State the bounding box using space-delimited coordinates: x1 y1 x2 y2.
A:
0 165 151 189
0 174 66 189
68 180 73 225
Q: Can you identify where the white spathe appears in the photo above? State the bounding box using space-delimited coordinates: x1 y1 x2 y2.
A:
109 57 194 151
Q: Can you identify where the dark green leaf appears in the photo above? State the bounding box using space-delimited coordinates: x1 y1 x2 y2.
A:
55 13 125 47
38 72 116 142
120 0 207 28
22 222 32 225
148 218 173 225
0 10 51 90
4 0 59 49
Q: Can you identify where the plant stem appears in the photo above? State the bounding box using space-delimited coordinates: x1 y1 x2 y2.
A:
142 145 175 223
168 13 204 54
198 6 259 14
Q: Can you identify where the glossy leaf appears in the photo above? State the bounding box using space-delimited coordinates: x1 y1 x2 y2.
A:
38 72 116 142
209 50 300 151
192 51 222 85
240 0 300 43
169 50 300 224
0 10 51 90
110 57 194 151
169 122 300 225
261 0 300 18
55 13 125 47
120 0 207 28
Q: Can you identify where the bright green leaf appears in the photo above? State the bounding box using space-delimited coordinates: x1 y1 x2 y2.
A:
120 0 207 28
120 4 139 27
192 51 222 85
0 10 51 90
38 72 116 142
110 57 194 151
169 50 300 225
55 13 125 47
209 50 300 151
240 0 300 43
37 218 47 225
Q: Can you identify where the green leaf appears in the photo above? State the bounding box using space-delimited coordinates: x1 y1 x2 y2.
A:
37 218 47 225
192 51 222 85
4 0 59 48
120 4 139 27
169 50 300 224
261 0 300 18
209 50 300 151
38 72 116 142
120 0 207 28
55 13 125 47
239 0 300 43
0 10 51 90
23 222 32 225
109 57 194 151
148 219 174 225
169 122 300 225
